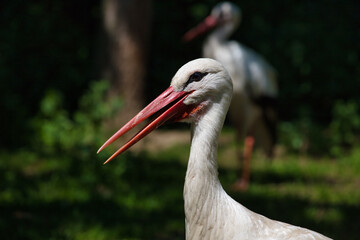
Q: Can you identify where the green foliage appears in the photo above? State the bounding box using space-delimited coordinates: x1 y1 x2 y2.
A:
329 100 360 156
279 121 307 153
279 118 326 155
0 0 101 148
279 100 360 156
32 80 122 157
2 138 360 239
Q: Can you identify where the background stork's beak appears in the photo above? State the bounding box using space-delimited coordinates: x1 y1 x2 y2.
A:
98 86 197 164
183 16 219 42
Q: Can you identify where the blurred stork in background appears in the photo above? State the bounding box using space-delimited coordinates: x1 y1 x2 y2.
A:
184 2 278 191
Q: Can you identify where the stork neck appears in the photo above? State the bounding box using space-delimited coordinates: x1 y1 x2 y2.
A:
186 115 222 185
203 24 235 59
208 22 236 43
184 93 231 237
186 95 230 184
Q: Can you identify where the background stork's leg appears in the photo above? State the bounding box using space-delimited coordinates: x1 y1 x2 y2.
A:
231 135 255 191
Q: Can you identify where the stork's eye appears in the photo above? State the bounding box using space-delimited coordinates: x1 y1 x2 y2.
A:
187 72 208 84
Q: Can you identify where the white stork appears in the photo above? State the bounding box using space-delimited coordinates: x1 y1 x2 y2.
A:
184 2 278 191
98 58 330 240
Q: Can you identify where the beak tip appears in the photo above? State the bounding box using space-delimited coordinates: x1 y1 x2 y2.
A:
99 86 188 165
97 143 108 154
97 146 103 154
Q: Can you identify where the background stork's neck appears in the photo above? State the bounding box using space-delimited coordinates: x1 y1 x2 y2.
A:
184 93 231 237
208 22 237 42
203 23 237 59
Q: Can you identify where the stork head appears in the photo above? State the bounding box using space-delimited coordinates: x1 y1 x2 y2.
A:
98 58 232 164
183 2 241 42
171 58 233 109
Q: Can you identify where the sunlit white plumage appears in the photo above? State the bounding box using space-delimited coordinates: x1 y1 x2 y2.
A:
99 58 331 240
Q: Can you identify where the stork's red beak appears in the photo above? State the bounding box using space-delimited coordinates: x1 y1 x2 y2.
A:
98 86 198 164
183 16 219 42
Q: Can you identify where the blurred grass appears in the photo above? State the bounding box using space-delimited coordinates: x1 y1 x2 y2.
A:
1 132 360 239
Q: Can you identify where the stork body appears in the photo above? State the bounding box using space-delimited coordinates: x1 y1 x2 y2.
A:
99 58 331 240
184 2 278 190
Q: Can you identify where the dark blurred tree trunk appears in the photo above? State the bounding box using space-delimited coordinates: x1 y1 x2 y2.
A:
102 0 152 127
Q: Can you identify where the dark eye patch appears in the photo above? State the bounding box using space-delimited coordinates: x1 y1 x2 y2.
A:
186 72 208 85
